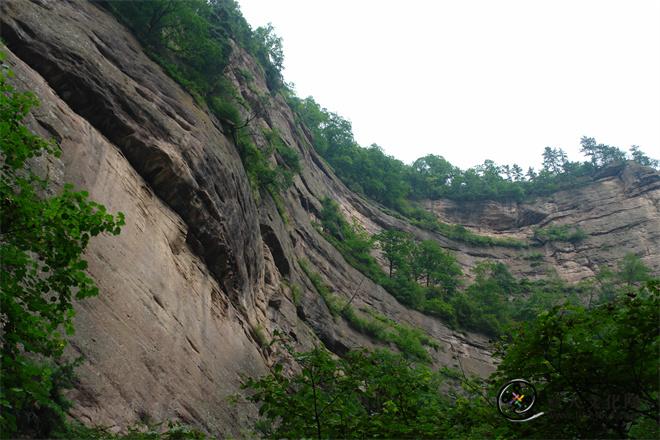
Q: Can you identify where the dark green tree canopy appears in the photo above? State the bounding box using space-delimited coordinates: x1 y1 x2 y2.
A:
288 94 657 213
244 282 659 439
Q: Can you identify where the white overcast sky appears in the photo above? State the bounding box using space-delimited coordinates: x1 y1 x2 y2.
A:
237 0 660 170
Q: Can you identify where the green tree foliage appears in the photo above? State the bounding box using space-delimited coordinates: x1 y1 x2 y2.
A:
244 282 659 439
0 55 124 437
373 230 462 294
533 224 587 244
236 132 272 192
542 146 568 175
288 93 657 215
105 0 226 98
629 145 659 168
492 281 659 439
105 0 285 95
617 253 651 285
580 136 628 168
318 197 656 339
320 200 549 336
413 239 462 290
299 259 437 362
319 203 471 330
319 201 464 307
253 23 284 91
373 229 413 278
408 154 458 199
242 348 454 439
268 129 301 175
453 262 519 336
404 206 529 248
106 0 297 200
206 0 253 51
319 197 348 240
239 128 300 196
317 198 378 274
286 97 410 209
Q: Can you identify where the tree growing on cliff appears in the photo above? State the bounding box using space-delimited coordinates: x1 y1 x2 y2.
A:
580 136 628 168
106 0 226 97
253 23 285 91
374 229 413 278
629 145 659 168
0 53 124 437
617 253 651 286
542 146 568 175
412 239 462 291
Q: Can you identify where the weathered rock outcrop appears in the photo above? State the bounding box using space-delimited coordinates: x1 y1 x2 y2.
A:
422 163 660 282
1 0 657 436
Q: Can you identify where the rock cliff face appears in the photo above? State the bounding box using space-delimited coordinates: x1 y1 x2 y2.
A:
422 164 660 282
1 1 658 436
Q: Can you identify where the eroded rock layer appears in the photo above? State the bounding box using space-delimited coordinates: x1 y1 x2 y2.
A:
422 163 660 281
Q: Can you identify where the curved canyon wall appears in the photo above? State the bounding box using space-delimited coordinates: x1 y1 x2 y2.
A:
1 0 658 435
